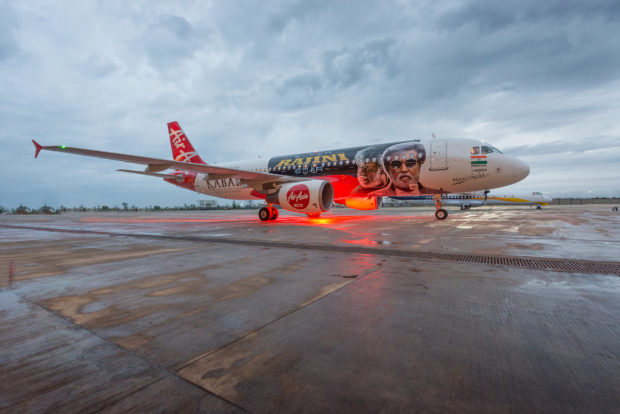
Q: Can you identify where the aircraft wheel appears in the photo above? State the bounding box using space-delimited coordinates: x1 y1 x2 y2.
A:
435 209 448 220
536 205 542 210
269 207 279 220
259 207 271 221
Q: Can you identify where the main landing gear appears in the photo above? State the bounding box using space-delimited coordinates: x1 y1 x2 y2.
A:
259 204 279 221
434 195 448 220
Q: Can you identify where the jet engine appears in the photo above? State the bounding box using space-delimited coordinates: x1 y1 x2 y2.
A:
344 196 383 210
267 180 334 214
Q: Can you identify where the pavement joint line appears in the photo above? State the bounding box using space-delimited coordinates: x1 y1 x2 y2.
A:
178 265 377 371
89 379 165 414
2 224 619 275
18 295 248 413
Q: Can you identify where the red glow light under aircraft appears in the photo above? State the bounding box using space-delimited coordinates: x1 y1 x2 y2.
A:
79 213 426 227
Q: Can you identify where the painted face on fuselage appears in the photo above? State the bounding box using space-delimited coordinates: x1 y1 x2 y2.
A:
357 161 388 188
386 151 421 191
382 142 426 193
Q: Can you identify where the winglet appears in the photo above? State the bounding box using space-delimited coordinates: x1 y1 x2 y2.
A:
32 140 43 158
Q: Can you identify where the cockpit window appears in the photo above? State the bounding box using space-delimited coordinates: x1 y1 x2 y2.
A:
480 145 504 154
471 146 480 155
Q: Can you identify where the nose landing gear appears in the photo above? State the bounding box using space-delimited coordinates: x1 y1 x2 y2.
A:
259 204 279 221
434 195 448 220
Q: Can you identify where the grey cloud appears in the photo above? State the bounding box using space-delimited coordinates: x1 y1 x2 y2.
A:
267 0 331 33
80 55 117 78
157 15 194 39
272 39 398 109
439 0 620 33
276 73 325 109
438 2 518 33
322 39 397 88
505 135 620 157
140 15 203 69
523 1 620 23
0 3 18 60
430 1 620 95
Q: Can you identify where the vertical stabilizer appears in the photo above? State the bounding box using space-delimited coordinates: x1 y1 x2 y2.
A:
167 121 206 164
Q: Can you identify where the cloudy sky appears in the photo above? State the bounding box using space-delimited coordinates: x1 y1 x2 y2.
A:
2 0 619 209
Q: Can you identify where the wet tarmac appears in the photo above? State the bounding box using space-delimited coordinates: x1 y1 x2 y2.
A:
1 205 619 413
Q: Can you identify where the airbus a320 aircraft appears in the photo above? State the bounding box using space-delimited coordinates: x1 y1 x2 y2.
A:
32 122 530 220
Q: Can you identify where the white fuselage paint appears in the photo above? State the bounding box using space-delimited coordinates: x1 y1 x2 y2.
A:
194 159 269 200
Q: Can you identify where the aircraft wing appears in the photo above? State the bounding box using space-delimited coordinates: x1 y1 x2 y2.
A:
32 140 302 184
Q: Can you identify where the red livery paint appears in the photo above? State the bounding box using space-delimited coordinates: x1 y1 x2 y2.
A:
168 121 206 164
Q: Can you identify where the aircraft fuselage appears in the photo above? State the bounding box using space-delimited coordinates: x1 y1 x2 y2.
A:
186 138 529 202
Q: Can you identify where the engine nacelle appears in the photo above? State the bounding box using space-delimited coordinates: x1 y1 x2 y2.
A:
267 180 334 214
344 196 383 210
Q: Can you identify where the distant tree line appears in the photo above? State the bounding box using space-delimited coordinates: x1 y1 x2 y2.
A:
0 200 259 214
550 197 620 205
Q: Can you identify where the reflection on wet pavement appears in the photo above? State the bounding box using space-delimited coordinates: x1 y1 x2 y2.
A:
1 205 619 412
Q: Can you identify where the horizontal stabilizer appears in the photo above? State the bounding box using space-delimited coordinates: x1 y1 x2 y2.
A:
32 140 43 158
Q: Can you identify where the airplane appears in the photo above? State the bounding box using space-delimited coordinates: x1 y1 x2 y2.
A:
392 191 552 210
32 121 530 220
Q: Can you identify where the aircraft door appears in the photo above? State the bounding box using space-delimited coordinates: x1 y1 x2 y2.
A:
429 140 448 170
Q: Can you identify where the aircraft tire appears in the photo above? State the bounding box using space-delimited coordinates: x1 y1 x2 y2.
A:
269 207 279 220
259 207 271 221
435 209 448 220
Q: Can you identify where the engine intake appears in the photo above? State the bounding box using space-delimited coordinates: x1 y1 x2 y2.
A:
267 181 334 214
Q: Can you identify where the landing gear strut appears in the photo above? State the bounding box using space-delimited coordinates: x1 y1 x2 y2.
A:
259 204 279 221
434 195 448 220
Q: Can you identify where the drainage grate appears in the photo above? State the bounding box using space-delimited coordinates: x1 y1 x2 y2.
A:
302 245 620 275
417 252 620 275
2 224 620 276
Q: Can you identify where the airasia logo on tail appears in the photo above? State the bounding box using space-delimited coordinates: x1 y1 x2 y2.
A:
169 127 187 149
287 184 310 209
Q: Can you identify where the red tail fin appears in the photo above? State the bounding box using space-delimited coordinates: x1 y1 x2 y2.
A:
167 121 206 164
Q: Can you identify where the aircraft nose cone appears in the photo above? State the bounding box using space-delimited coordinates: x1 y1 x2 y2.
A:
505 157 529 185
515 159 530 181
